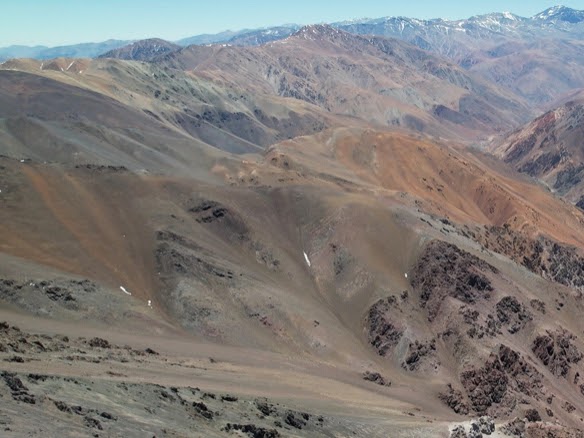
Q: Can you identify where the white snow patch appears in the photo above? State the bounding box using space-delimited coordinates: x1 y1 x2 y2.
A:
404 273 408 279
120 286 131 295
66 61 75 71
147 300 152 308
303 251 311 267
40 62 44 70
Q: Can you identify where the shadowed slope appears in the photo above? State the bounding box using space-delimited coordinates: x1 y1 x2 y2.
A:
0 61 337 165
492 99 584 206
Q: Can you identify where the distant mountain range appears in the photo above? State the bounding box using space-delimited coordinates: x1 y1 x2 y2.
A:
157 23 531 140
3 6 583 63
0 39 131 61
98 38 180 61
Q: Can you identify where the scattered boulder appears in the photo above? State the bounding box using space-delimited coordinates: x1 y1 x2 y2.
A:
440 384 470 415
100 412 117 421
192 401 213 419
562 401 576 413
524 408 541 422
495 297 532 334
284 412 306 429
467 421 483 438
474 416 495 435
224 423 280 438
1 372 35 404
84 416 103 430
54 400 72 413
501 418 525 437
187 200 248 237
362 371 391 386
255 399 276 417
27 374 49 383
88 337 111 349
45 286 75 302
402 339 437 371
189 200 220 214
155 244 234 280
74 164 127 173
450 425 468 438
530 299 546 314
159 390 176 402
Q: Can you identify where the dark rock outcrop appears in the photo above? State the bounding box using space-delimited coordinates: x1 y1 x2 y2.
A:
362 371 391 386
224 423 280 438
402 339 437 370
495 296 532 334
450 425 468 438
460 345 542 414
532 330 582 377
411 240 496 321
440 384 470 415
365 297 403 356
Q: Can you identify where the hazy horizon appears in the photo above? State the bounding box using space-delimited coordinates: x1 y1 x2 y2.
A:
2 0 583 47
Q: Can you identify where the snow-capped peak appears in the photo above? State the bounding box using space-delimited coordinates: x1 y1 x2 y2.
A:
293 24 342 40
542 5 564 16
533 5 584 23
534 5 564 19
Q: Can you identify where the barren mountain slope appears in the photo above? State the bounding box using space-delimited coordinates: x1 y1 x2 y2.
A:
492 99 584 205
0 60 339 166
466 38 584 106
2 18 584 436
160 25 532 140
2 123 584 435
98 38 181 61
336 6 584 106
267 128 584 244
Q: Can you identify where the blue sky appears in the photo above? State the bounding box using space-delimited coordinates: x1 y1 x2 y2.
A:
2 0 584 46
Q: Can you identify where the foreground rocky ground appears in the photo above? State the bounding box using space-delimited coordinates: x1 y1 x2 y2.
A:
0 319 452 437
0 305 582 438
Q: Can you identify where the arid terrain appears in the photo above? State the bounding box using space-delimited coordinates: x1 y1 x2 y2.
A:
2 6 584 438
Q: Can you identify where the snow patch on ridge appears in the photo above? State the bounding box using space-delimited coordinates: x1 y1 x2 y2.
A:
303 251 311 267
